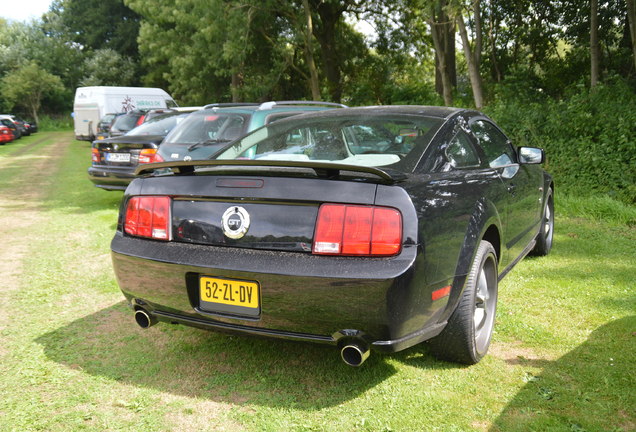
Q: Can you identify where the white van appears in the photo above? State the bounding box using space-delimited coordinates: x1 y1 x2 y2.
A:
73 86 177 141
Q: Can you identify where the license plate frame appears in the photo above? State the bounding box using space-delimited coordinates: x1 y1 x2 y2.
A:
199 276 260 318
105 152 131 163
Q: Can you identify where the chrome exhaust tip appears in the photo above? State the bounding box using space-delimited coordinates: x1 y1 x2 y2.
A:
340 343 370 367
134 309 157 329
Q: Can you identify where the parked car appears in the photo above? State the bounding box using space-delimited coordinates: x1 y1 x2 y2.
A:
94 113 119 140
88 111 194 190
157 101 347 162
0 125 15 144
0 115 29 136
112 106 554 366
0 118 21 139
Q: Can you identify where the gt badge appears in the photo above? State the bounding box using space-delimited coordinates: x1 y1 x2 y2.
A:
222 206 250 239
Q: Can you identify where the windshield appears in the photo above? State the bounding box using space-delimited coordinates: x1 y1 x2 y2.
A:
215 113 444 172
163 110 249 145
126 113 189 136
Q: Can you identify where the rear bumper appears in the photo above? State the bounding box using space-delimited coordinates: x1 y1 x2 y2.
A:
87 166 136 190
111 233 449 352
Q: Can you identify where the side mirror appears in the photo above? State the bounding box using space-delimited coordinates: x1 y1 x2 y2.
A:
518 146 544 164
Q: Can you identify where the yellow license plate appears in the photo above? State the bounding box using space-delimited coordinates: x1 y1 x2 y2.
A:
199 276 260 311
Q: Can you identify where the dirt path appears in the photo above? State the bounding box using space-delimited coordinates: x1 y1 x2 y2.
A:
0 133 72 348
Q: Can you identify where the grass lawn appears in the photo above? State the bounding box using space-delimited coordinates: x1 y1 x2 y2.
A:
0 132 634 431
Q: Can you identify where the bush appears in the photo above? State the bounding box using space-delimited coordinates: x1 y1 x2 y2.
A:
38 114 73 131
485 79 636 205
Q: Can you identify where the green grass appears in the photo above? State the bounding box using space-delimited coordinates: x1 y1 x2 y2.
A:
0 132 634 431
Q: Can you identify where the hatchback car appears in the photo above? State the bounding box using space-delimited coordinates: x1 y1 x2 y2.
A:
157 101 347 162
112 106 553 366
88 111 194 190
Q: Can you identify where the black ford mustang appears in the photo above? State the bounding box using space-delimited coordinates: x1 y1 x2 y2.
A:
111 106 554 366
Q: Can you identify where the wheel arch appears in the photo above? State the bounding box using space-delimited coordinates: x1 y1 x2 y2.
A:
437 197 503 324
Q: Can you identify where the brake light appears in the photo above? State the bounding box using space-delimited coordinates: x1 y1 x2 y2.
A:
91 148 101 163
313 204 402 256
138 149 164 164
124 196 171 240
136 115 146 126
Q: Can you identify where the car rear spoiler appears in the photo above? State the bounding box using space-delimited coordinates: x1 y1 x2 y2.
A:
135 160 406 184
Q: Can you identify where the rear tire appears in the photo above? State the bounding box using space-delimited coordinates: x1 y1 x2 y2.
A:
429 240 498 364
531 189 554 256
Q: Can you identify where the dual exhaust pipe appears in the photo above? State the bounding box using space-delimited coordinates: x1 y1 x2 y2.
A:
133 308 370 366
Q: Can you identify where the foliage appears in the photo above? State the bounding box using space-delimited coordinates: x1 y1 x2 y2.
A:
79 48 137 86
48 0 141 59
1 62 64 123
486 79 636 204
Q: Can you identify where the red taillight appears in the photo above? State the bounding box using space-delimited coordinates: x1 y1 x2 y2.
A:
138 148 164 164
313 204 402 256
124 196 171 240
91 148 101 163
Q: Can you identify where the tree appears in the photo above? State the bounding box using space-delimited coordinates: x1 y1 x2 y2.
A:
456 0 485 108
80 48 137 86
1 62 64 123
50 0 141 59
590 0 600 86
627 0 636 73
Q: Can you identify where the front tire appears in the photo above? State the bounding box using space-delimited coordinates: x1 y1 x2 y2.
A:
429 240 498 364
531 188 554 256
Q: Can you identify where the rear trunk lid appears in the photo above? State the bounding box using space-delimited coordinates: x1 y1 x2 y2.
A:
95 135 163 167
129 161 413 253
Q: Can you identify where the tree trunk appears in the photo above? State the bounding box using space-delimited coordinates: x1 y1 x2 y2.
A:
627 0 636 73
310 0 344 102
590 0 600 87
457 2 484 109
302 0 321 100
430 18 453 106
434 1 456 96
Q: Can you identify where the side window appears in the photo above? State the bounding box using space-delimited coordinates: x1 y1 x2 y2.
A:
470 120 515 168
445 131 480 169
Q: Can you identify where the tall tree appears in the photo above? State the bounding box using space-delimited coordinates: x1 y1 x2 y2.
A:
428 0 454 106
590 0 600 86
52 0 141 59
456 0 485 108
302 0 321 100
627 0 636 72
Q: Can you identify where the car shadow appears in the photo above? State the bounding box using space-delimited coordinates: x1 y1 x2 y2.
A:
490 315 636 431
36 301 406 410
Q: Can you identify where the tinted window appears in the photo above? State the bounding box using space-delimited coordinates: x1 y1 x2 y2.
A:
470 120 515 168
445 131 480 169
217 114 443 171
127 113 188 136
163 111 249 145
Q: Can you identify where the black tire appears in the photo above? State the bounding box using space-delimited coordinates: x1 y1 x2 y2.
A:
429 240 498 365
531 188 554 256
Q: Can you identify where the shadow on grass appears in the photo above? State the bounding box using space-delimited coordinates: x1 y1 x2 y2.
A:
36 301 453 410
491 315 636 432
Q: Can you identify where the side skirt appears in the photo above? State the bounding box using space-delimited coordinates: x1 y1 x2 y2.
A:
498 239 536 281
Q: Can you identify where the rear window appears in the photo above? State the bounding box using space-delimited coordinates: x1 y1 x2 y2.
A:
163 110 249 145
112 113 142 132
127 113 188 136
216 113 444 172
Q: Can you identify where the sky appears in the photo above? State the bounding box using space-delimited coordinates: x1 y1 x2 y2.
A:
0 0 53 22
